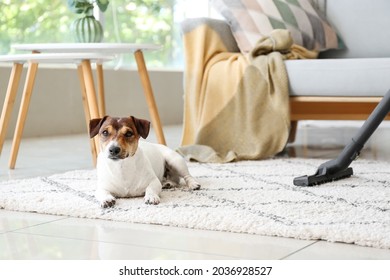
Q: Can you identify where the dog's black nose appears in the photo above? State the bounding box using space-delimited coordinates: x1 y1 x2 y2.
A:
109 146 121 157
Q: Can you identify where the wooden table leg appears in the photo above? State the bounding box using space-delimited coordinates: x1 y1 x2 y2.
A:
134 50 166 145
96 63 106 117
0 63 23 155
77 65 97 166
81 60 100 158
9 62 38 169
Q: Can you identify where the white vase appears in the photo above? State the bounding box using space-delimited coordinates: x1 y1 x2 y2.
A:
71 15 103 43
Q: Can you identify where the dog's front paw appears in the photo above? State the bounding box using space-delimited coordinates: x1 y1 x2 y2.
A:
189 181 201 190
144 193 160 205
184 176 201 191
98 194 116 208
100 198 116 208
96 189 116 208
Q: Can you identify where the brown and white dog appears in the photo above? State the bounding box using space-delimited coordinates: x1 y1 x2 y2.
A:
89 115 200 208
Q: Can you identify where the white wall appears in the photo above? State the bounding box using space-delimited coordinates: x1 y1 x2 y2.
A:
0 65 185 139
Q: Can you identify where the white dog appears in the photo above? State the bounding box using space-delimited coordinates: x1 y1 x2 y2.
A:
89 115 200 208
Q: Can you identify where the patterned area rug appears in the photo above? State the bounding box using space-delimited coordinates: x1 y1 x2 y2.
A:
0 158 389 249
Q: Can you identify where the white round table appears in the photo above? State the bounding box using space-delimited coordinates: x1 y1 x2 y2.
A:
11 43 161 53
12 43 166 145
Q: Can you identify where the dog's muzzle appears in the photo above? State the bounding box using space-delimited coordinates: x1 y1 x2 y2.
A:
108 145 128 160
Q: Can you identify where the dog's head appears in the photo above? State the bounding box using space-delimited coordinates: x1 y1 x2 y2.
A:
89 116 150 160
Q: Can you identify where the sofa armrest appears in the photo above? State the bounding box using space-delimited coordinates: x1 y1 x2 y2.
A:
181 17 240 53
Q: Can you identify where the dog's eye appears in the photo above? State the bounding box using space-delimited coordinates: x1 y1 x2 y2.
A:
102 130 109 137
124 131 133 138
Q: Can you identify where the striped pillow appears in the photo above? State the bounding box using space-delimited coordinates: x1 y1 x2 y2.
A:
211 0 340 53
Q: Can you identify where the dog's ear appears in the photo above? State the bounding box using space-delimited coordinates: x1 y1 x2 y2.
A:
131 116 150 139
89 116 108 138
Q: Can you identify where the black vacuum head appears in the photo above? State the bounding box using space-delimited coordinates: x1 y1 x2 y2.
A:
293 167 353 187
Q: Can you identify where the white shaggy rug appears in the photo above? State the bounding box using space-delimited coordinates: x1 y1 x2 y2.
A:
0 158 389 250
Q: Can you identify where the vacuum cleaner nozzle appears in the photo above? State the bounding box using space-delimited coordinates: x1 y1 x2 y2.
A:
293 166 353 186
293 88 390 187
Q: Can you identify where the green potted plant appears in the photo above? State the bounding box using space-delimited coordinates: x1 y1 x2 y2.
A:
68 0 109 43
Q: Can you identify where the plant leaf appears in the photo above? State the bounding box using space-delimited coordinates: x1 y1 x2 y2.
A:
96 0 109 12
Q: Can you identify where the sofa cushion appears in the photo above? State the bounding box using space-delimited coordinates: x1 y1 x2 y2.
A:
286 58 390 97
318 0 390 58
211 0 340 53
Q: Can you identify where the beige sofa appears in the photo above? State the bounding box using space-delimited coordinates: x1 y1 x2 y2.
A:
183 0 390 142
286 0 390 140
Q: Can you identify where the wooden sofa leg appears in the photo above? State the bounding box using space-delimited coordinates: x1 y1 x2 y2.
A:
288 121 298 143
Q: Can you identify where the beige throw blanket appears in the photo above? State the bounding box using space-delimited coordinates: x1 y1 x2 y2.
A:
178 21 317 163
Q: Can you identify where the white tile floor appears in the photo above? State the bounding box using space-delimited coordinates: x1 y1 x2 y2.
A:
1 124 390 260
